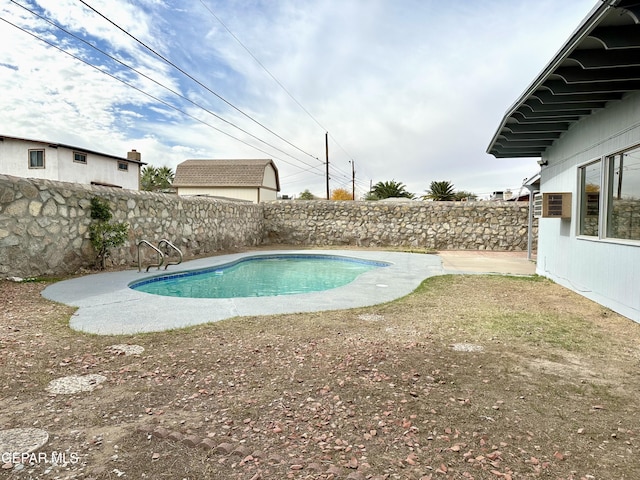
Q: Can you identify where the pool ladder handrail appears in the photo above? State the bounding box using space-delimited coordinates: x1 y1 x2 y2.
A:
158 239 183 270
137 240 164 272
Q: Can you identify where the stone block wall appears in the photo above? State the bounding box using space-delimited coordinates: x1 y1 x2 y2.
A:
1 175 537 278
0 175 263 277
263 200 536 251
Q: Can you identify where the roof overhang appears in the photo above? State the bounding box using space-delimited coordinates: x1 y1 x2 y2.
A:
487 0 640 159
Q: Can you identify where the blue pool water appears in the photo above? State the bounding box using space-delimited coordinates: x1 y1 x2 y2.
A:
129 254 390 299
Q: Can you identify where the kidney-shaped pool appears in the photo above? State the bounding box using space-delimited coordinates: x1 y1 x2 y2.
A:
42 250 444 335
129 254 391 298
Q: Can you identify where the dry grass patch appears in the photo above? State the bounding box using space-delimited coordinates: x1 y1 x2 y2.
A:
1 274 640 479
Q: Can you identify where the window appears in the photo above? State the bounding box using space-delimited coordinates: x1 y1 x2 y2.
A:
74 152 87 164
606 146 640 240
117 161 128 172
579 160 601 236
28 149 45 168
578 145 640 242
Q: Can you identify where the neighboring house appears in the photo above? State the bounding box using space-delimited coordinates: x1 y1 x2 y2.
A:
487 0 640 322
173 159 280 203
0 135 145 190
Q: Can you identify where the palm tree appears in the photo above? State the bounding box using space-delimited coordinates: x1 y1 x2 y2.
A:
156 166 175 189
423 181 456 201
141 165 175 192
370 180 415 200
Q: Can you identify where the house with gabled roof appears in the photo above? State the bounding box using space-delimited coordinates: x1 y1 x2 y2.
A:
0 135 145 190
487 0 640 322
172 159 280 203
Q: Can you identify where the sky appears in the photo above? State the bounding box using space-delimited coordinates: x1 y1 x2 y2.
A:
0 0 598 199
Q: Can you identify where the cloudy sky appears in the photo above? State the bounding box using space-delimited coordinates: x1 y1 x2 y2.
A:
1 0 596 199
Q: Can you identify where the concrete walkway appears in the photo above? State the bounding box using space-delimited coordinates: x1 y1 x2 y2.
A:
439 250 536 275
42 249 535 336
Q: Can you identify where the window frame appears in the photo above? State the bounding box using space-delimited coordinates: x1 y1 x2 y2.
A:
577 158 602 238
73 151 87 164
576 143 640 245
28 149 45 169
117 161 129 172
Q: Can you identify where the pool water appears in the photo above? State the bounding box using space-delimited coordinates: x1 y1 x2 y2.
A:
130 254 390 298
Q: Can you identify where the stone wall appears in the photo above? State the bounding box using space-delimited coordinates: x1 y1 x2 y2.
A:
1 175 537 278
0 175 264 277
263 200 536 251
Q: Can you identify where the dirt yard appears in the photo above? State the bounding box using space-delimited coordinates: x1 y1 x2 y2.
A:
1 268 640 479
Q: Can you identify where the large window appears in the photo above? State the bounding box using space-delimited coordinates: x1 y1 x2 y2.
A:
579 160 601 236
606 146 640 240
579 145 640 242
28 149 44 169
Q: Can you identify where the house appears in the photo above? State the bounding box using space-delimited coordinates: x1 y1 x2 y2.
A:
173 159 280 203
487 0 640 322
0 135 145 190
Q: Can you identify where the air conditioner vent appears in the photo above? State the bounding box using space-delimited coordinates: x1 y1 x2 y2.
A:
533 193 543 218
542 192 571 218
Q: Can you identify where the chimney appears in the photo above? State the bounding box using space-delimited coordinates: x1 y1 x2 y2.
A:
127 149 141 162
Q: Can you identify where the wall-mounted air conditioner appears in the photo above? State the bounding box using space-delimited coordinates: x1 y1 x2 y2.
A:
542 192 572 218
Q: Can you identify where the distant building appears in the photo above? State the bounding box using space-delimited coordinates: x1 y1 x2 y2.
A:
173 159 280 203
0 135 144 190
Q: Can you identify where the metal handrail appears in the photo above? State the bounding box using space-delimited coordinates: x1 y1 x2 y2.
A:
158 239 183 270
137 240 164 272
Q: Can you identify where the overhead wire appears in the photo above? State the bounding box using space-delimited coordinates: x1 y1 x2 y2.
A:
0 14 325 175
197 0 366 184
76 0 323 165
7 0 326 174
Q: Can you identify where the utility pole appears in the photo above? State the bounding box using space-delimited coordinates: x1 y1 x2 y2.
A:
351 160 355 200
325 132 330 200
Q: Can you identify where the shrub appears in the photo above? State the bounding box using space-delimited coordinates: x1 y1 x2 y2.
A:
88 197 129 269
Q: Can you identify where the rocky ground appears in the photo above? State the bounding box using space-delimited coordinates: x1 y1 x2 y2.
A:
2 272 640 479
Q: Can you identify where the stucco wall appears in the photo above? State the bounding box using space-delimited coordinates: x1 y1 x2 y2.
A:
0 175 264 277
0 137 141 190
263 200 534 251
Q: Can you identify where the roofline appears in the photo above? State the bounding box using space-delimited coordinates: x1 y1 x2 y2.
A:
0 134 147 165
175 158 281 192
486 0 620 156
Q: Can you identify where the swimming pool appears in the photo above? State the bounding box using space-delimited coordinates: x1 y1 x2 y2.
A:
42 250 444 335
129 254 390 298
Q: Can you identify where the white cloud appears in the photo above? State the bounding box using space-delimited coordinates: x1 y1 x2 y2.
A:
0 0 597 198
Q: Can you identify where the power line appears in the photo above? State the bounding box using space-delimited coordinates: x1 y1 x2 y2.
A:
8 0 326 173
0 14 325 176
77 0 323 164
197 0 361 171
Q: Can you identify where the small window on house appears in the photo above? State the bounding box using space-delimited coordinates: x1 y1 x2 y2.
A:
117 161 128 172
28 149 45 169
74 152 87 164
606 146 640 241
578 160 601 236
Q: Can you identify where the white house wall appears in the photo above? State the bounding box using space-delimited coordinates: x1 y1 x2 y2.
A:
0 138 140 190
538 91 640 322
259 187 277 202
177 186 258 203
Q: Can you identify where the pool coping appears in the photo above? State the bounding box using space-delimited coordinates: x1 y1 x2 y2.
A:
42 250 445 335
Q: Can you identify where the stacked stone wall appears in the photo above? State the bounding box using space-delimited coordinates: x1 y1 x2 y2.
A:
0 175 263 277
1 175 537 278
263 200 537 251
